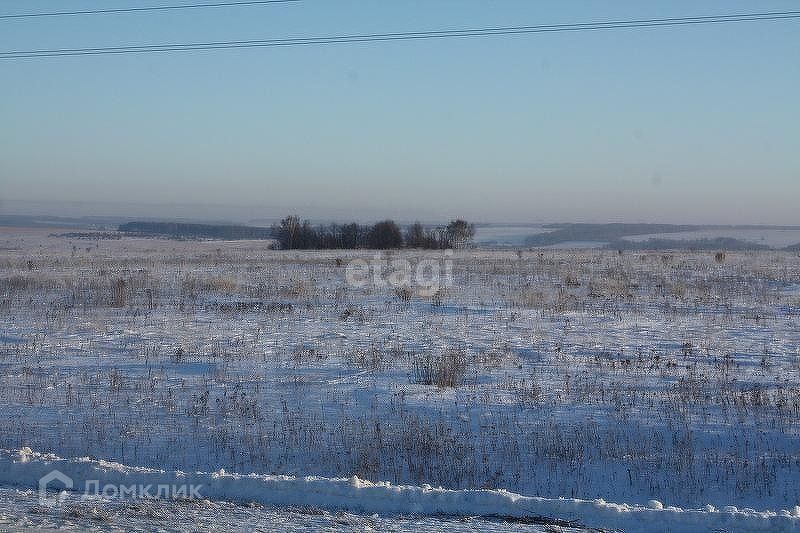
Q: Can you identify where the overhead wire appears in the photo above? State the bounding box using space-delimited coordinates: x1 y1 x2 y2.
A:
2 10 798 59
0 1 301 20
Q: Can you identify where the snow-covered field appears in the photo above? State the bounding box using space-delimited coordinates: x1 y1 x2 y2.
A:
0 488 567 533
1 229 799 531
0 485 562 532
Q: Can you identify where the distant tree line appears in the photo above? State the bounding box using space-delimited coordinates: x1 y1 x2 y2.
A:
117 218 476 249
524 223 700 247
272 216 475 250
119 222 272 240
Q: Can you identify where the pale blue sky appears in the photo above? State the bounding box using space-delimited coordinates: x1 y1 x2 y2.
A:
1 1 798 223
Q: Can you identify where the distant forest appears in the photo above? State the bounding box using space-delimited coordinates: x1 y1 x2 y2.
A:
524 223 700 246
118 222 272 240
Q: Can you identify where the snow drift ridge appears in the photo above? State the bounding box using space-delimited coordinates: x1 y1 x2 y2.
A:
2 448 798 533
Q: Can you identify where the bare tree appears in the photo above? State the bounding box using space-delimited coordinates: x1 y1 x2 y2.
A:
367 220 404 249
445 219 476 248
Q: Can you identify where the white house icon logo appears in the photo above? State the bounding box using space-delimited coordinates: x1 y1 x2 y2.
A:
38 470 73 506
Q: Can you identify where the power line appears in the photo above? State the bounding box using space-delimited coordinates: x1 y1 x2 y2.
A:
0 0 300 20
2 10 798 59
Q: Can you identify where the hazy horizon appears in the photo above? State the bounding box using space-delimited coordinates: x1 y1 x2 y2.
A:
2 0 799 225
4 197 800 228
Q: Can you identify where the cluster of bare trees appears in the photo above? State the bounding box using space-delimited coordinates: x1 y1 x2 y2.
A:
272 216 475 250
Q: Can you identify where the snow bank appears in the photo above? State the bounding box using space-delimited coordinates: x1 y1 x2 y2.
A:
2 448 798 532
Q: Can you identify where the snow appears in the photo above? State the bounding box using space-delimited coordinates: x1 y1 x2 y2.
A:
0 488 562 532
2 230 800 531
2 448 798 532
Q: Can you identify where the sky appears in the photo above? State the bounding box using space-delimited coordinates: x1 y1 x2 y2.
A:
1 0 798 224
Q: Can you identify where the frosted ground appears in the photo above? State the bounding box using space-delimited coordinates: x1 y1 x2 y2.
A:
0 486 564 532
1 229 799 531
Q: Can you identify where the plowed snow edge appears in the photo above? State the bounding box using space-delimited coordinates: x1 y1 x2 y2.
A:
2 448 798 532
